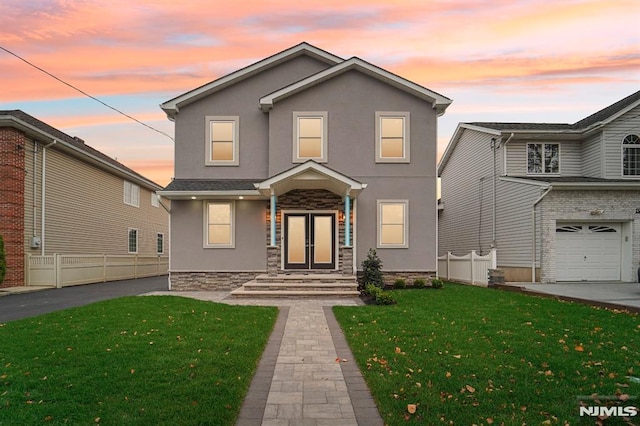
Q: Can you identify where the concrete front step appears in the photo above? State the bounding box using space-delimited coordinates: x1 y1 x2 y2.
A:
230 289 361 298
255 274 357 284
241 282 358 292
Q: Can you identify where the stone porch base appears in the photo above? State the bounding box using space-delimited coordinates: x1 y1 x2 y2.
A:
169 271 261 291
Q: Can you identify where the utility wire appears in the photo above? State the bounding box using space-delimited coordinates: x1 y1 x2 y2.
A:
0 45 174 142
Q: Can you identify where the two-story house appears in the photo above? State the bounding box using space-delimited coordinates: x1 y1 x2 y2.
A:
438 90 640 283
158 42 451 293
0 110 169 289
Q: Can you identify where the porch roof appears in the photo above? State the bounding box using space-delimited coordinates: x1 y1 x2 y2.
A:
257 161 366 198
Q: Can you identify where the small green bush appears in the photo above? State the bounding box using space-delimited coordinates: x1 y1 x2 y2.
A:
430 278 444 289
413 278 426 288
361 248 384 289
393 278 406 289
364 283 382 297
364 283 396 305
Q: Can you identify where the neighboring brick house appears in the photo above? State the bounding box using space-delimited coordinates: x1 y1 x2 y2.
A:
0 110 169 288
438 90 640 283
158 42 451 293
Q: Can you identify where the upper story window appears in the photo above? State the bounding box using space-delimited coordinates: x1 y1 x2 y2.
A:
527 143 559 174
204 201 235 248
151 193 160 208
124 181 140 207
622 134 640 176
206 116 239 166
377 200 409 248
293 112 327 162
375 112 410 163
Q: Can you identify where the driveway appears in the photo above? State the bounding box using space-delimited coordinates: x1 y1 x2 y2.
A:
506 282 640 312
0 276 169 323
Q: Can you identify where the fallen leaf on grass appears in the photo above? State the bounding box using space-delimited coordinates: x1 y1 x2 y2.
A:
575 345 585 352
407 404 417 414
445 372 452 378
486 418 494 424
453 354 461 359
465 385 476 393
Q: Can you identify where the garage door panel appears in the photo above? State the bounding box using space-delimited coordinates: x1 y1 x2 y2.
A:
556 223 621 282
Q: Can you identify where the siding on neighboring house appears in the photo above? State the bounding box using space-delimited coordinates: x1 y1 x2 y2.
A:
560 140 583 176
582 132 603 177
603 105 640 179
495 179 544 267
506 140 582 176
505 141 525 175
439 128 496 256
39 146 168 255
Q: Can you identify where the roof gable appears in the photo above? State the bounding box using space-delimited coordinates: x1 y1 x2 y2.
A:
160 42 343 119
259 57 452 115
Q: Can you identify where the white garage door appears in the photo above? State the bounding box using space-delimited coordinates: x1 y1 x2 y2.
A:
556 224 621 281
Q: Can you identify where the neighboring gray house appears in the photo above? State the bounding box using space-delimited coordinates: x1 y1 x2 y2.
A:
158 42 451 292
438 90 640 283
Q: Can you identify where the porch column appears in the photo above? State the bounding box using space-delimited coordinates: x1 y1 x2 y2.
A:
270 191 276 247
344 192 351 247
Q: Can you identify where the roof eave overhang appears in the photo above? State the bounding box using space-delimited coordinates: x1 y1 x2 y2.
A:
550 182 640 190
0 115 162 191
156 189 264 200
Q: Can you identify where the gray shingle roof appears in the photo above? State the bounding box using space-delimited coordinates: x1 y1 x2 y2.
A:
163 179 261 191
0 110 160 188
511 176 640 184
468 90 640 133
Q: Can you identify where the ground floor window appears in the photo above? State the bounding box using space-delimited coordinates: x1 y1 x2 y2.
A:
128 228 138 253
205 201 235 247
157 233 165 254
377 200 409 248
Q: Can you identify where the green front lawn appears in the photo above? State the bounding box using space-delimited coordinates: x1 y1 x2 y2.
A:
334 285 639 425
0 296 277 425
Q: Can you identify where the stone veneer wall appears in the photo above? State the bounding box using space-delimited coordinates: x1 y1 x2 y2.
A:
357 271 436 288
170 271 260 291
0 128 26 288
537 190 640 283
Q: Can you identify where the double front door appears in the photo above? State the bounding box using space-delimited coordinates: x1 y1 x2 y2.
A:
284 213 336 269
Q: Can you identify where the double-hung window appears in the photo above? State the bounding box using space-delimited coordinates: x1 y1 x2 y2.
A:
622 134 640 176
206 116 239 166
527 143 559 174
377 200 409 248
128 228 138 254
205 201 235 248
376 112 410 163
293 112 327 162
124 181 140 207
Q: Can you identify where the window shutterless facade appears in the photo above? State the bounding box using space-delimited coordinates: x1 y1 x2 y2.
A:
205 116 239 166
293 112 328 162
377 200 409 248
128 228 138 254
527 143 559 174
123 181 140 207
156 233 165 254
375 112 410 163
622 134 640 177
204 201 235 248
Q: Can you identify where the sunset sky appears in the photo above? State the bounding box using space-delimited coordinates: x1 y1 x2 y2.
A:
1 0 638 186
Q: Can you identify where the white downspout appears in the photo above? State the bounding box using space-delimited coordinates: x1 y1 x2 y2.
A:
41 140 57 255
531 186 552 282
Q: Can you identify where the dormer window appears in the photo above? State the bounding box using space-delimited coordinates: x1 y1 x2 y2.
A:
527 143 559 174
293 112 327 162
622 134 640 176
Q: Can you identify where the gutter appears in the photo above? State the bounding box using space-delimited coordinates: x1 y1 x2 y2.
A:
41 139 57 255
531 185 552 282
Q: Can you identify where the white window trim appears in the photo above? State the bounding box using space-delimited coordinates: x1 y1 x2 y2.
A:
128 228 139 254
375 111 410 163
203 201 236 248
156 232 165 254
621 134 640 179
123 181 140 207
205 116 240 166
376 200 409 248
151 193 160 207
293 111 328 163
526 142 561 175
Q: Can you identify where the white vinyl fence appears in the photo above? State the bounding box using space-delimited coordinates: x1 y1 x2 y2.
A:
25 254 169 288
437 249 496 286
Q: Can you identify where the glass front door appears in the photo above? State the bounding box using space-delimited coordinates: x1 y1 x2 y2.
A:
284 213 335 269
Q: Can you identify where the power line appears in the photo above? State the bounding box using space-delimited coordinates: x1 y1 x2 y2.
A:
0 45 174 142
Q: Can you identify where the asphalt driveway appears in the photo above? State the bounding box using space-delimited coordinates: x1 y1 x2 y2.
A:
0 276 168 323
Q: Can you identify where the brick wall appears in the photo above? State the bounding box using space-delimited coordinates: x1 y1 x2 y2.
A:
0 128 26 288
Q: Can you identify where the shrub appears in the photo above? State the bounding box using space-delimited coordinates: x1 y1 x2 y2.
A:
0 234 6 285
364 283 396 305
393 279 406 289
430 278 444 289
364 283 382 297
361 248 384 289
413 278 426 288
